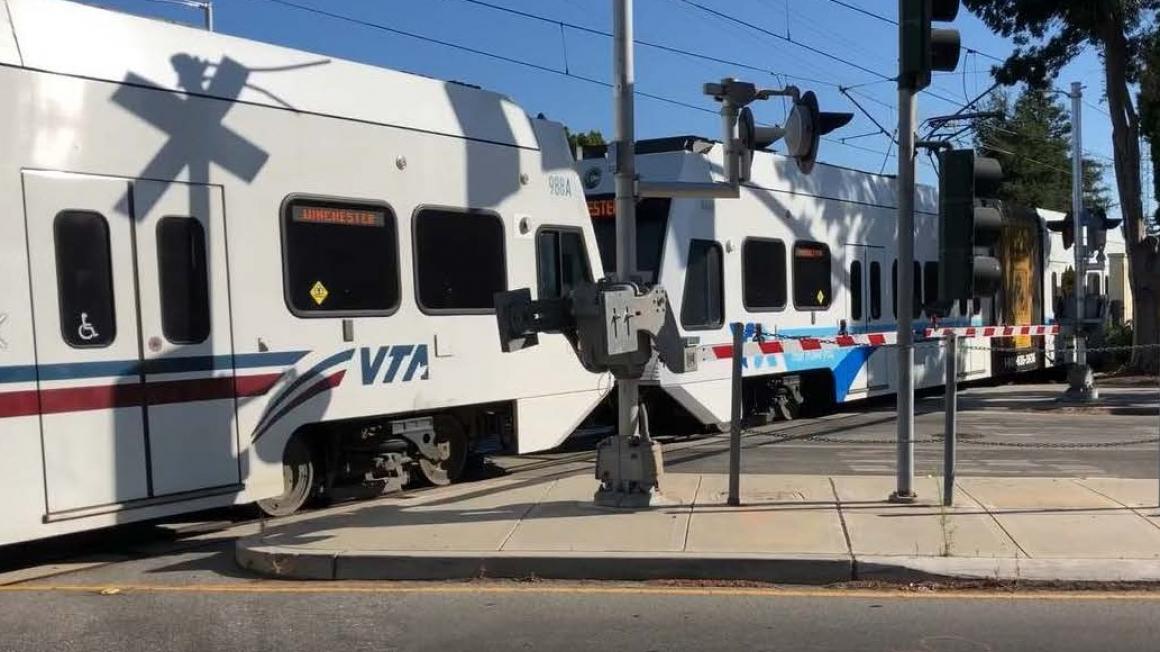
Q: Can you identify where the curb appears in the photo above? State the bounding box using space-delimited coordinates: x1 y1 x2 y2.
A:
855 556 1160 584
235 541 852 584
235 539 1160 585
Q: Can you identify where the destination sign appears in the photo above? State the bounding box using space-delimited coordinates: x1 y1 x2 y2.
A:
292 204 385 227
587 198 616 219
794 243 827 259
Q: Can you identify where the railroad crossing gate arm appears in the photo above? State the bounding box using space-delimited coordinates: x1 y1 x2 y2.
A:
494 280 696 377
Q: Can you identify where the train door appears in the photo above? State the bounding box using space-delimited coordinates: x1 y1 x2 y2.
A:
23 172 236 515
845 244 890 395
24 173 151 513
132 181 238 495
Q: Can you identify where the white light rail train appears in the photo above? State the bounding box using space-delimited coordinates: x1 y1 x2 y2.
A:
0 0 610 545
0 0 1109 547
576 138 1082 431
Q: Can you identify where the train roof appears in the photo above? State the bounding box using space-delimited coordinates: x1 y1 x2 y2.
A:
0 0 544 150
578 136 941 215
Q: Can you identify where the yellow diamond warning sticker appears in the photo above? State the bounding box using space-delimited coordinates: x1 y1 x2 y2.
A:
816 289 825 305
310 281 329 305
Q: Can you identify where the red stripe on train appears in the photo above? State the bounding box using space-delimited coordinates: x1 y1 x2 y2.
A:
0 373 282 418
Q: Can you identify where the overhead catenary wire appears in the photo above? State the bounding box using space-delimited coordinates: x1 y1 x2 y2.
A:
249 0 718 117
674 0 979 110
818 0 1008 65
250 0 934 175
454 0 850 92
821 0 895 25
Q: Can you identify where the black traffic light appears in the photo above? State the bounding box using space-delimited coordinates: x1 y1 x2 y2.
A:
938 149 1004 301
900 0 962 91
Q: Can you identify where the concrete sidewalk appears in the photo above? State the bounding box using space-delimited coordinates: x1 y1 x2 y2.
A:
236 471 1160 584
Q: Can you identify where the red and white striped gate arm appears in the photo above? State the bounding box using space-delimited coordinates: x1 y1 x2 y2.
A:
923 324 1060 339
700 332 898 362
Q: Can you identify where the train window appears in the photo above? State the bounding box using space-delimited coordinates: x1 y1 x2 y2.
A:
415 207 506 313
54 210 116 348
958 298 968 317
537 228 591 299
912 261 922 318
892 261 897 317
282 197 399 316
972 297 982 315
792 241 832 310
681 239 724 330
890 260 921 318
923 262 938 315
742 238 786 311
869 261 881 319
157 216 210 344
590 196 670 283
850 260 863 320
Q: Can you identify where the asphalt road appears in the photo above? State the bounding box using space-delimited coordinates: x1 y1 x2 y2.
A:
3 567 1160 652
661 406 1160 478
0 381 1157 652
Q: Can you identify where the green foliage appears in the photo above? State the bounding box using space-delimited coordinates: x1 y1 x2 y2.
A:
972 87 1111 212
1091 321 1134 371
960 1 1158 87
565 129 605 157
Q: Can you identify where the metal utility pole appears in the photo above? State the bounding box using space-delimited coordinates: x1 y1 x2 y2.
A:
590 0 667 507
943 332 958 506
613 0 639 442
1066 81 1097 400
893 82 918 502
203 0 214 31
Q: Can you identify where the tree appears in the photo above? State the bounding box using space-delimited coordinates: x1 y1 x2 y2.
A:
973 87 1111 212
565 129 605 159
963 0 1160 369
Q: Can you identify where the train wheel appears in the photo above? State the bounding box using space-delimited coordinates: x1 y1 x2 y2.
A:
774 386 800 421
257 435 317 517
418 417 468 486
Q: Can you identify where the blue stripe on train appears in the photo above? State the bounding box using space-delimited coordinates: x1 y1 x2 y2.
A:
0 350 309 384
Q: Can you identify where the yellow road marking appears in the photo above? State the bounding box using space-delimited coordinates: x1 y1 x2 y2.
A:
2 582 1159 601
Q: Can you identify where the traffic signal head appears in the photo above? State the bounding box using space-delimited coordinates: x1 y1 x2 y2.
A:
938 149 1004 301
900 0 962 91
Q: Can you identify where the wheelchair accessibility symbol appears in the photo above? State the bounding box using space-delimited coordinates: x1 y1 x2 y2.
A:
77 313 100 342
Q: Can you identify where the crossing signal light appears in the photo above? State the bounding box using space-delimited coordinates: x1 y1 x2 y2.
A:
738 91 853 176
1084 206 1121 259
938 149 1003 301
1045 217 1074 250
900 0 961 91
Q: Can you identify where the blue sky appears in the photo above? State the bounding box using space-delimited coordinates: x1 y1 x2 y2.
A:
88 0 1127 213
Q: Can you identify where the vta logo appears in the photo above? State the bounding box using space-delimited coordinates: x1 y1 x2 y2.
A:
359 345 429 384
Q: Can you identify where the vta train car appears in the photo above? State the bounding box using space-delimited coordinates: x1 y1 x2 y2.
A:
577 137 1063 431
0 0 609 544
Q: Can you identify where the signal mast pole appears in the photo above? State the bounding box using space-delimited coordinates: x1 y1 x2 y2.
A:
892 0 918 503
612 0 643 452
1066 81 1097 400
